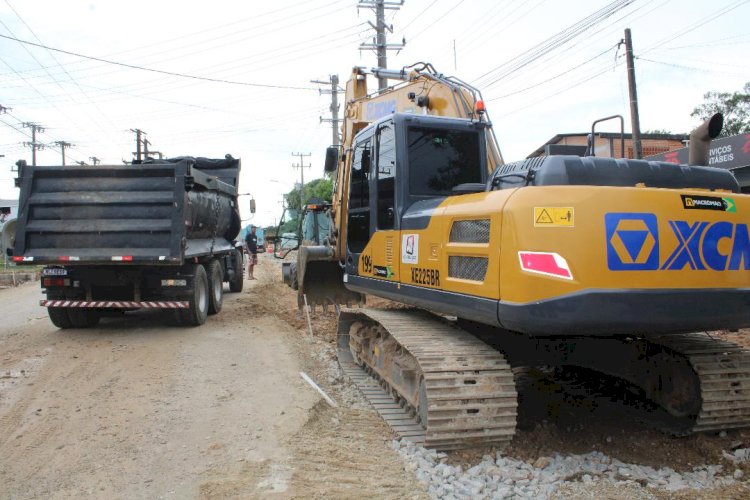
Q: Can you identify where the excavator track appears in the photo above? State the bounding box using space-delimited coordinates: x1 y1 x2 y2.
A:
337 308 517 450
653 333 750 434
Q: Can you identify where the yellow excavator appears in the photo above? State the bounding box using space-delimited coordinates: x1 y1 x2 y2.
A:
281 62 750 450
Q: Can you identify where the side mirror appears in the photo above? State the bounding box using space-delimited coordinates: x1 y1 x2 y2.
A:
324 146 338 173
249 199 256 214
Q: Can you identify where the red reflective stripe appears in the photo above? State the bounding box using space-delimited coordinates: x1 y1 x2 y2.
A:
518 251 573 280
12 256 23 262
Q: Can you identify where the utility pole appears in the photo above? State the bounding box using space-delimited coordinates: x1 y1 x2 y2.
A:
358 0 405 90
311 75 342 146
130 128 145 162
53 141 72 166
291 152 312 207
0 105 9 114
622 29 642 159
142 138 163 160
89 156 100 165
22 122 45 166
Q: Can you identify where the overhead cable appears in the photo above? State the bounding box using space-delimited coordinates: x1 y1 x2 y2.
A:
0 33 318 91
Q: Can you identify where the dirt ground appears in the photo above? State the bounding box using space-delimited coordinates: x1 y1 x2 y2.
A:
1 254 749 499
0 256 422 499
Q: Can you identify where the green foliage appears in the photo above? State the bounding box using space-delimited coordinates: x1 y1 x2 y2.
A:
279 217 299 235
691 82 750 137
284 177 333 210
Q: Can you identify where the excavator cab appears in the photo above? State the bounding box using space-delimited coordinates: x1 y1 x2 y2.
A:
344 113 489 279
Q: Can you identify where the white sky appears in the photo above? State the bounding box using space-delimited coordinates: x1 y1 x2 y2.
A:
0 0 748 225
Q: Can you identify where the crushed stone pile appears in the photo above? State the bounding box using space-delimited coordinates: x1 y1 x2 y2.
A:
393 439 749 499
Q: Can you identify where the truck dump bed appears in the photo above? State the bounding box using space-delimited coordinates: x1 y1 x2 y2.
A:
13 157 241 265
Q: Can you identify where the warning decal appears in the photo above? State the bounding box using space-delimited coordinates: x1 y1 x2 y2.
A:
534 207 575 227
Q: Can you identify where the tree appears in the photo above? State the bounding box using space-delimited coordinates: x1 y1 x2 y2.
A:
643 129 673 135
284 177 333 210
691 82 750 137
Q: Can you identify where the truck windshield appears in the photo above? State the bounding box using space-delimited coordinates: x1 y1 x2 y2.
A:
407 127 482 196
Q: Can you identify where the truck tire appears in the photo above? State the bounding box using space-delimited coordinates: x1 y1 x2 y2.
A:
68 309 101 328
178 264 209 326
229 249 244 293
48 307 73 329
290 261 299 290
207 259 223 315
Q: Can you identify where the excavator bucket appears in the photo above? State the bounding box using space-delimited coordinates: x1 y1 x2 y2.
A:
296 247 363 311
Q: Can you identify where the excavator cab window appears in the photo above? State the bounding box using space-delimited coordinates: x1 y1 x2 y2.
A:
347 137 373 254
407 127 482 196
376 122 396 230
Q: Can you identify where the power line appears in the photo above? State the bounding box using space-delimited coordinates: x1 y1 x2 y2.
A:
475 0 635 90
3 0 124 142
0 33 319 91
640 0 750 55
637 57 750 78
486 45 618 101
463 0 664 96
2 111 86 165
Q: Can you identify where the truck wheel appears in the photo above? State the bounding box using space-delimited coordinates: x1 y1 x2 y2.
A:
68 309 101 328
229 249 244 293
178 264 209 326
207 259 223 315
290 261 299 290
48 307 73 329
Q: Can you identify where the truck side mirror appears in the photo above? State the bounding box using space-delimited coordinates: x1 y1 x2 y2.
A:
324 146 338 173
249 199 256 214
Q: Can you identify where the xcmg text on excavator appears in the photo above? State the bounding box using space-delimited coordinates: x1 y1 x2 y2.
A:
282 62 750 450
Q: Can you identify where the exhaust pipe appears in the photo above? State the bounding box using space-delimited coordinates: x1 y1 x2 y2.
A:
688 113 723 166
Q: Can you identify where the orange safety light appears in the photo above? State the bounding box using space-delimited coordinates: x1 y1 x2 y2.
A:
475 100 486 114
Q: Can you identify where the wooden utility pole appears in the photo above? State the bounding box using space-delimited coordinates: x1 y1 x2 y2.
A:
311 75 342 146
623 29 643 159
54 141 72 165
358 0 405 90
291 152 312 207
22 122 44 166
130 128 145 162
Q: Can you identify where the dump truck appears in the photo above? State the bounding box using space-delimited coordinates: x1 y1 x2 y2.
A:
282 63 750 450
10 155 247 328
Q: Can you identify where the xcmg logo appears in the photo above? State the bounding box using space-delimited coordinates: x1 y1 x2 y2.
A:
605 213 750 271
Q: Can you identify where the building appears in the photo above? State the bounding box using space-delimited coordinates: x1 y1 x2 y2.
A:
0 198 17 230
528 132 689 159
646 133 750 193
528 130 750 193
